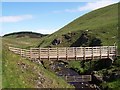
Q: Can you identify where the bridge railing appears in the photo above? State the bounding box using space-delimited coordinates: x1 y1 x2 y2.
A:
62 75 92 82
9 46 117 60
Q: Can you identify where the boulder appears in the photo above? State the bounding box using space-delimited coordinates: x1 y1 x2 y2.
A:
52 38 61 45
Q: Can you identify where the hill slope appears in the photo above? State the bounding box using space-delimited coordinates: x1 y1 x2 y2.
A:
38 3 118 47
2 37 73 88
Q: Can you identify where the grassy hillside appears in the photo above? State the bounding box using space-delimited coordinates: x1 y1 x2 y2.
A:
3 31 48 48
2 37 73 88
38 3 118 47
3 35 47 49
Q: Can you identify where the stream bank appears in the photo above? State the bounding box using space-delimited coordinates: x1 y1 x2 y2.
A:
41 60 100 89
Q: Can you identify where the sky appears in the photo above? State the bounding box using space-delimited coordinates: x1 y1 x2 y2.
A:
1 0 119 35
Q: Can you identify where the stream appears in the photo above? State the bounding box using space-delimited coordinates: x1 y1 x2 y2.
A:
49 61 100 89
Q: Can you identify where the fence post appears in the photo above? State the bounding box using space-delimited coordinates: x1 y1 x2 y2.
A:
66 47 68 60
92 47 94 60
48 48 50 60
108 46 110 58
83 47 86 60
24 49 26 58
100 46 102 59
39 48 41 60
115 45 118 57
30 48 32 59
20 49 22 57
57 47 59 60
75 47 77 60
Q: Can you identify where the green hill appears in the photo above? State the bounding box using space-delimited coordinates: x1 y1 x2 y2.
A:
38 3 118 47
3 31 48 38
3 32 48 48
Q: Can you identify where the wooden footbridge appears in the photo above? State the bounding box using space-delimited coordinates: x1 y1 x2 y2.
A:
9 46 117 61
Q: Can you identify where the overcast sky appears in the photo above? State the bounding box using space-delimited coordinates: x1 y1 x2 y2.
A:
1 0 119 35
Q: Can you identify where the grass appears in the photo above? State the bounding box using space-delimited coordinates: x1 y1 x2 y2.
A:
2 37 74 88
101 79 120 89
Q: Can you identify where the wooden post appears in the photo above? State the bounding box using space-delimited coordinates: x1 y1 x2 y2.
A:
100 46 102 59
75 47 77 60
66 47 68 60
20 49 22 57
48 48 50 60
39 48 41 60
92 47 94 60
66 76 67 81
30 48 32 59
24 49 26 58
57 47 59 60
108 46 110 58
115 45 117 57
83 47 86 60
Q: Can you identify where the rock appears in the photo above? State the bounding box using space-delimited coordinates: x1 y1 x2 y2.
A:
103 75 111 81
92 74 104 85
110 71 120 80
64 34 71 40
70 32 89 47
52 38 61 45
37 83 43 88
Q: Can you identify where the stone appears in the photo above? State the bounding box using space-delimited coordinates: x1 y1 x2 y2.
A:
52 38 61 45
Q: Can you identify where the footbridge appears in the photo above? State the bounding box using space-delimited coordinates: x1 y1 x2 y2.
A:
9 46 117 61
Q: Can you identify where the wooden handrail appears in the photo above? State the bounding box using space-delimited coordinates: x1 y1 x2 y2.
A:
8 46 117 61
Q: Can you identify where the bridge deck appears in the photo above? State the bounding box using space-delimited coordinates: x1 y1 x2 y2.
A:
9 46 117 61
